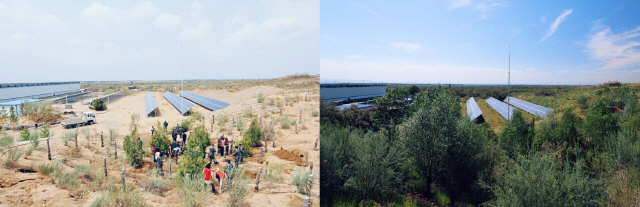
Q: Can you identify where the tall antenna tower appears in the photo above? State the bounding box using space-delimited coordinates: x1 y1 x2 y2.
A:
508 46 510 120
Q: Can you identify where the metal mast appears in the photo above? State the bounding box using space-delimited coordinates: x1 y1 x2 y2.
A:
508 46 510 120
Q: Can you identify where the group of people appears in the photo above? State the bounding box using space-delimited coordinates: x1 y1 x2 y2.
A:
149 121 246 195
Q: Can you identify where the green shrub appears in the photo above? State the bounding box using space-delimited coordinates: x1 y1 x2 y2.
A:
92 187 147 207
280 116 290 129
243 119 263 148
6 147 24 167
269 98 275 106
173 116 195 132
488 153 604 207
292 167 314 195
257 92 264 103
20 128 30 141
218 112 228 127
177 144 207 179
37 163 57 176
227 167 250 207
138 176 172 196
91 98 107 111
576 94 589 109
123 114 144 168
185 125 210 156
150 121 170 153
236 117 244 131
177 174 208 207
312 110 319 117
264 164 283 183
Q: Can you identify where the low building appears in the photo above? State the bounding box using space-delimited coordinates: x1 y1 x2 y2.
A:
320 83 387 103
0 99 43 117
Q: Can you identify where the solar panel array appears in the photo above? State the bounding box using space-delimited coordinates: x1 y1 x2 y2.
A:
466 97 483 121
179 91 229 111
486 97 514 120
145 92 158 116
505 97 553 118
163 91 194 115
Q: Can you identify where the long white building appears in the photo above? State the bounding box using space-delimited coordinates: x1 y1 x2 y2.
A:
0 82 81 103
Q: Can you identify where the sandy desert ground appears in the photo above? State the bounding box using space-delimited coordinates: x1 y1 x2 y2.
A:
0 76 320 207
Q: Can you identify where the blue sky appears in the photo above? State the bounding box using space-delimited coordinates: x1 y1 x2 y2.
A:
0 1 318 83
320 0 640 85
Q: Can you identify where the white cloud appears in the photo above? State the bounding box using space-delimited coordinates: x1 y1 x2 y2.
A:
526 67 536 72
9 32 28 42
449 0 472 10
180 20 212 40
320 59 559 84
476 3 506 19
586 23 640 70
262 17 296 30
153 13 182 29
391 42 422 53
540 9 573 42
558 69 569 73
345 55 364 59
129 1 158 19
81 3 122 26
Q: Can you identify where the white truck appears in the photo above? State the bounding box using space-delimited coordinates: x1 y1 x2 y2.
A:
61 112 97 128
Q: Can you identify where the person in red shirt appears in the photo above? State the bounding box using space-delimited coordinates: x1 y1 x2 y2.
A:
215 168 226 193
151 145 156 163
203 163 216 194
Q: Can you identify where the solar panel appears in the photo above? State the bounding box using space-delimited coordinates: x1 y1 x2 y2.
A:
505 97 553 118
163 91 194 115
179 91 229 111
486 97 515 120
145 92 158 116
466 97 483 121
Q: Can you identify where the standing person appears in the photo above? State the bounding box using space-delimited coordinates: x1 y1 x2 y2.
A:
224 137 230 156
203 163 216 194
238 143 244 164
151 126 155 136
172 129 177 142
233 146 241 166
208 143 217 165
151 145 157 163
156 153 164 177
218 135 224 156
170 140 177 157
215 168 226 193
163 121 168 130
224 158 235 180
182 132 187 147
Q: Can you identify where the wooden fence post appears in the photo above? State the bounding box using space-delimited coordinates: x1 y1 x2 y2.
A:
272 136 275 148
75 132 78 150
260 147 264 164
310 160 313 171
314 137 319 151
101 131 104 147
114 142 117 159
264 135 268 153
255 167 262 191
104 158 107 177
299 110 302 124
47 138 51 160
211 115 214 132
121 169 126 190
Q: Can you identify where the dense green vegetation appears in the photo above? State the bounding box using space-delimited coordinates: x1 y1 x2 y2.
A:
321 83 640 206
91 98 107 111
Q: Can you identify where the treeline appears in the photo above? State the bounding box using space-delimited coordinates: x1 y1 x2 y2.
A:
321 84 640 206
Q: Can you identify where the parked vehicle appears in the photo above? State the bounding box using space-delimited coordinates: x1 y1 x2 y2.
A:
61 112 96 128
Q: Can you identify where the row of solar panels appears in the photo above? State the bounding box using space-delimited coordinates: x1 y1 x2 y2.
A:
145 92 158 116
147 91 229 115
466 97 482 121
505 97 553 118
486 97 515 120
163 91 195 115
467 96 553 121
180 91 229 111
